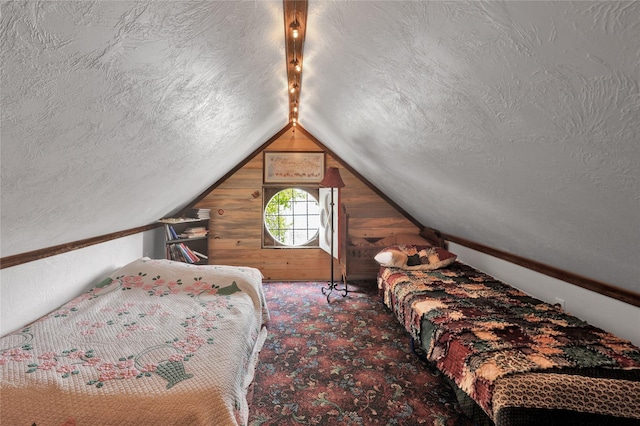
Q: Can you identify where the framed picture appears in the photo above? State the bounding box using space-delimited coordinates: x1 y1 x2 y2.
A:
263 152 325 184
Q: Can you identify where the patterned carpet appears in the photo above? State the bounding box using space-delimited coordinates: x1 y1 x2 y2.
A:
249 281 474 426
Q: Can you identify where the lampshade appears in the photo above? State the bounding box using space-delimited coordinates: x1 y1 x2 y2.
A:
319 167 345 188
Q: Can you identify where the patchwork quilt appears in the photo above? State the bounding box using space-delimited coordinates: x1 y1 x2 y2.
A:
1 258 269 426
378 262 640 425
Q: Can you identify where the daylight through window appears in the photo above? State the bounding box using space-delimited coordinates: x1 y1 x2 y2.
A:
264 188 320 247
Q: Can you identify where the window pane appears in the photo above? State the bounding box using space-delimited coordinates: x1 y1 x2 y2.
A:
264 188 320 246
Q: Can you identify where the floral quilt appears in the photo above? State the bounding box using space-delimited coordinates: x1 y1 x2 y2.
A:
378 262 640 425
1 258 269 426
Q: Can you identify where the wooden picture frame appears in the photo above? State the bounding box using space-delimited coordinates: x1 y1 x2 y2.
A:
263 152 325 184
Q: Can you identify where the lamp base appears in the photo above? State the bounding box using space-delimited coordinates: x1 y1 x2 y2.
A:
321 280 349 303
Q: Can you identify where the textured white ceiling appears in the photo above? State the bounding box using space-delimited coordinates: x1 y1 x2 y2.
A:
302 1 639 293
1 0 287 254
1 1 638 294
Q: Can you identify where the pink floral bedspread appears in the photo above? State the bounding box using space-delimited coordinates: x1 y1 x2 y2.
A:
1 258 269 426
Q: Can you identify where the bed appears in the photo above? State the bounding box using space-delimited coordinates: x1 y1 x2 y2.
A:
338 204 443 282
376 243 640 425
0 257 269 426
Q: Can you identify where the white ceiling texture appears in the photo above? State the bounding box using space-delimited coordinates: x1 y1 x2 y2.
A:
1 1 638 295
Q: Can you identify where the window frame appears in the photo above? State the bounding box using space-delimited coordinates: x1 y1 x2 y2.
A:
261 186 321 249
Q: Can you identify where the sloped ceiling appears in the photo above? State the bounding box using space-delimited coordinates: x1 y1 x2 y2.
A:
1 2 638 294
1 0 287 253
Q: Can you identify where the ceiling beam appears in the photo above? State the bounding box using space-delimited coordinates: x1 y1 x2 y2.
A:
283 0 308 127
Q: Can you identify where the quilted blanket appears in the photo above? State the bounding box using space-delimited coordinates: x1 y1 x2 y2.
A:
378 262 640 424
1 258 269 426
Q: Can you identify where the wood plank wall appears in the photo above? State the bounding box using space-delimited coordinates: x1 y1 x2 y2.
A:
194 127 419 281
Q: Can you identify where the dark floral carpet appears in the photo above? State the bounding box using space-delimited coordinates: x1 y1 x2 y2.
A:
249 281 474 426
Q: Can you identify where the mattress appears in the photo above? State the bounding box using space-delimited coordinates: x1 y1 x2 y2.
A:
378 262 640 425
1 258 269 426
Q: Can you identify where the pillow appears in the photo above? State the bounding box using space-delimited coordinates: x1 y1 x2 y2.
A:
406 247 457 270
374 246 408 268
375 233 433 247
374 245 457 271
373 244 431 268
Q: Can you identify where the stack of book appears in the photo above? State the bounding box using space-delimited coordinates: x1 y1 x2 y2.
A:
182 226 208 239
185 208 211 220
163 224 208 240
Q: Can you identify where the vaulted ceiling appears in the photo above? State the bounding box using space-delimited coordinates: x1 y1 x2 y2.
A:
1 1 638 295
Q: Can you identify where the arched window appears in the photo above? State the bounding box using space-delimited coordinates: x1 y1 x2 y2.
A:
263 187 320 248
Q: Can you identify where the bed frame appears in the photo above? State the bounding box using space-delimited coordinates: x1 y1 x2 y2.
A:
378 259 640 425
339 204 445 283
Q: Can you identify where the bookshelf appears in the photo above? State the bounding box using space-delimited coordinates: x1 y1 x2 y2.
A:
159 216 210 265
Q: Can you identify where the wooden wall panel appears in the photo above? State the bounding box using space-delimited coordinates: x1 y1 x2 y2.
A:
195 127 419 281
